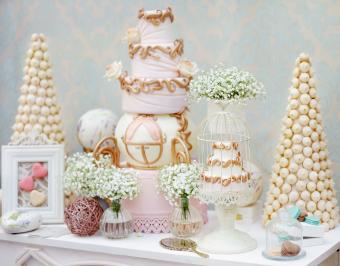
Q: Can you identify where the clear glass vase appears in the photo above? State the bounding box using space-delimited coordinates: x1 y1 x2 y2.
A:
100 200 133 239
170 196 203 238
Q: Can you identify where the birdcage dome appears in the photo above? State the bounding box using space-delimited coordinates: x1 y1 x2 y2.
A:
197 111 253 206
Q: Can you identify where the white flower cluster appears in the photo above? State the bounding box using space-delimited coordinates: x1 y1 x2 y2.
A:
189 65 265 104
157 162 201 206
64 152 138 201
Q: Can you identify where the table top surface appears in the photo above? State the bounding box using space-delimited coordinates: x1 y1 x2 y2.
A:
0 215 339 266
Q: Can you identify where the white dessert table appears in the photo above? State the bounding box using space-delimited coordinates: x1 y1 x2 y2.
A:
0 216 339 266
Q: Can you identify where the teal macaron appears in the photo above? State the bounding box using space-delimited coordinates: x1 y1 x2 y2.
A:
287 206 301 219
305 216 320 225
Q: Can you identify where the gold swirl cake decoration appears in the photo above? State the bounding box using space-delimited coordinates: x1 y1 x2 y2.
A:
138 7 174 26
129 39 184 60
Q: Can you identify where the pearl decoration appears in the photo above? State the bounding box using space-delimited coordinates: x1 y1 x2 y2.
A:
301 190 310 201
309 171 318 181
289 190 299 202
41 42 48 51
302 126 312 137
302 137 312 146
38 70 47 79
46 88 54 97
34 50 43 59
309 119 317 129
299 115 309 126
303 146 312 157
296 180 306 191
276 145 285 154
307 201 316 212
45 98 53 106
282 183 292 194
296 200 306 210
22 105 30 114
278 194 288 205
297 168 308 179
283 138 292 148
311 191 321 202
289 110 299 119
38 116 47 125
292 123 302 134
307 182 316 192
41 106 50 116
289 163 299 173
24 124 32 133
317 180 325 191
292 134 302 144
300 93 311 105
292 144 303 154
284 149 293 159
308 109 317 119
313 162 321 172
290 99 299 109
280 157 289 167
319 151 327 160
287 174 297 185
35 97 45 106
298 104 309 114
31 105 40 114
309 99 317 108
322 212 330 222
40 61 48 70
23 75 30 84
299 62 310 72
312 142 320 152
29 114 37 124
293 153 304 164
43 125 51 134
33 124 42 133
308 78 316 87
299 73 310 83
40 79 48 88
299 83 309 94
303 158 314 170
321 191 328 200
279 168 289 178
37 88 46 97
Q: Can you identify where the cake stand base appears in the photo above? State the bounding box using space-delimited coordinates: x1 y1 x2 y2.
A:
198 228 257 254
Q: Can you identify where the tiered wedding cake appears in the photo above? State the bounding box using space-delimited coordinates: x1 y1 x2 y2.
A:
201 141 250 191
108 7 207 233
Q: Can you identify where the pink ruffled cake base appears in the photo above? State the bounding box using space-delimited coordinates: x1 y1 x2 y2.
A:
123 169 208 233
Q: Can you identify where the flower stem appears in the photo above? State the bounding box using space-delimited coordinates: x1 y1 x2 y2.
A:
111 200 121 218
180 195 189 220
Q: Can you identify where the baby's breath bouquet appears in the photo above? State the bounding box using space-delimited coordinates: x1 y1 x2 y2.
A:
64 152 138 216
189 65 265 104
157 162 201 219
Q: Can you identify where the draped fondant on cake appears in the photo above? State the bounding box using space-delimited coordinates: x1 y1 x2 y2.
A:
121 7 189 114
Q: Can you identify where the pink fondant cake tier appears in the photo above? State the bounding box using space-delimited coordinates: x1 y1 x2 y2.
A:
122 169 208 233
121 87 187 114
131 46 180 78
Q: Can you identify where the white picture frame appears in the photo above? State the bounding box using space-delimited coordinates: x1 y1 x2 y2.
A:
1 144 64 224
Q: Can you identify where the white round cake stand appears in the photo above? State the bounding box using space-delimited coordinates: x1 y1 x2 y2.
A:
198 206 257 254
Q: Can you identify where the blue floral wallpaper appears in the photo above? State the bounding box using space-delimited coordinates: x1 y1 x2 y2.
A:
1 0 339 196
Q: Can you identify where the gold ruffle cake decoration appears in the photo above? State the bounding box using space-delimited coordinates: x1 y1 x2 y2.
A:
207 157 242 168
118 72 190 94
212 142 239 150
128 39 184 60
170 109 193 152
201 172 250 187
138 7 174 26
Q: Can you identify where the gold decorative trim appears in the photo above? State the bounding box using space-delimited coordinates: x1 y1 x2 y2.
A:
119 73 190 94
212 142 239 150
170 109 192 152
171 136 191 164
129 39 184 60
201 172 250 187
93 136 120 167
138 7 174 26
207 157 242 168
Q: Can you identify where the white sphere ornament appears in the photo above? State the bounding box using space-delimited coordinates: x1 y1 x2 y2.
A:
311 191 321 202
303 146 312 157
307 182 316 192
302 126 312 137
290 99 299 109
287 174 297 185
278 194 288 205
296 180 306 192
290 87 300 97
308 78 316 87
77 109 118 151
298 104 309 115
309 171 318 181
289 110 299 120
303 158 314 170
301 190 310 201
292 134 302 144
289 162 299 173
302 136 312 146
297 168 308 179
299 115 309 126
292 123 302 134
282 183 292 194
308 109 317 119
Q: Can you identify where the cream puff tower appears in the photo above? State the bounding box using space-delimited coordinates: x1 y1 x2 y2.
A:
264 53 339 230
11 33 65 144
106 8 206 233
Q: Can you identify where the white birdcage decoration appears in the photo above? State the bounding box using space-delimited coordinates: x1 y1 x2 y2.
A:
197 111 257 254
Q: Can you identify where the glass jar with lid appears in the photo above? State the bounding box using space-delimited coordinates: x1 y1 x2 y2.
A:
263 207 305 260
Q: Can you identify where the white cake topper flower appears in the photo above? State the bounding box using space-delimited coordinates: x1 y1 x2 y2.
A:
177 60 199 78
104 61 122 81
122 27 141 45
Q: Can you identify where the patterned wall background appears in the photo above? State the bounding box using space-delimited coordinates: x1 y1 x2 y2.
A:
1 0 339 197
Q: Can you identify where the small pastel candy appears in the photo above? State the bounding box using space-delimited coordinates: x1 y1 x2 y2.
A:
31 163 48 179
288 205 301 219
19 176 34 192
305 215 320 225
